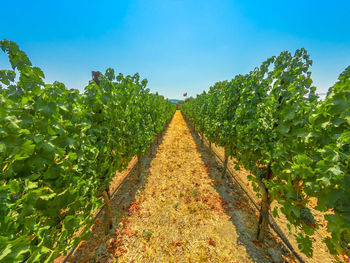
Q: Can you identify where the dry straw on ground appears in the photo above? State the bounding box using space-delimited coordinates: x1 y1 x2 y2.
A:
104 111 286 262
67 111 292 263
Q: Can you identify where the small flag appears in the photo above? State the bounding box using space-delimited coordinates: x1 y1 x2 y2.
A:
183 93 187 97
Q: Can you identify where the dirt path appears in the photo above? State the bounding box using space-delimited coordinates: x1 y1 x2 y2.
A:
103 111 289 262
70 110 290 262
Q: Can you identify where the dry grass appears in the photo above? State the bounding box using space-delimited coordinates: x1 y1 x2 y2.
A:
106 111 253 262
67 111 291 262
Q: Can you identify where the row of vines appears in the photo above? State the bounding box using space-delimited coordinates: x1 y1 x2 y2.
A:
181 49 349 259
0 40 176 262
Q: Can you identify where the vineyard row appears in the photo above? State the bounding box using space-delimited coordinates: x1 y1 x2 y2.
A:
0 40 176 262
181 49 349 259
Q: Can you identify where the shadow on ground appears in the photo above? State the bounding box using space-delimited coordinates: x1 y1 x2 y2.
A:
183 116 292 263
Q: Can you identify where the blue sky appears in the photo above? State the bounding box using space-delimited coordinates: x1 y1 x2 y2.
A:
1 0 349 99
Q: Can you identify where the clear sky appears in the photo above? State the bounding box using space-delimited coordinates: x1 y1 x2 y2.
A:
1 0 349 99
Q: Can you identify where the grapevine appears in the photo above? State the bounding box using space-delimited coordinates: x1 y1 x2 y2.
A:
182 50 349 258
0 39 175 262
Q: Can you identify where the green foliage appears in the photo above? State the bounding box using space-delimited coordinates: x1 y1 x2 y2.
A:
300 207 316 226
142 229 154 241
0 39 176 262
182 50 349 258
295 233 313 258
295 66 350 256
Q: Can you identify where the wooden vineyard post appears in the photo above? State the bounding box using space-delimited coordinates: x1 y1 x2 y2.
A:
257 166 272 241
102 190 113 234
149 139 154 157
208 141 212 154
222 147 228 176
137 154 143 179
92 71 101 85
157 131 160 145
161 126 165 138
